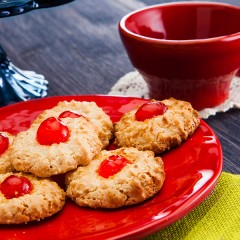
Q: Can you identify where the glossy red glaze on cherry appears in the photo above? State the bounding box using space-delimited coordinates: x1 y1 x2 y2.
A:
135 102 167 121
119 2 240 110
36 117 70 145
98 155 129 178
58 110 82 119
0 133 9 156
0 175 32 199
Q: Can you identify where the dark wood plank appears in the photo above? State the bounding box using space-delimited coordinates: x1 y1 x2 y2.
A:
205 109 240 174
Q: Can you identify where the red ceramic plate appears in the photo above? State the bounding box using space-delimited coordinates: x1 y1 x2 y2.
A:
0 95 222 240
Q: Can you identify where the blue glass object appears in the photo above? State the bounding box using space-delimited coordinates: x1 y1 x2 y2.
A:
0 0 74 106
0 0 74 17
0 45 48 106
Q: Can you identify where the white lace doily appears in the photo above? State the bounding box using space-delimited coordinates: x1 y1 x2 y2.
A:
108 71 240 119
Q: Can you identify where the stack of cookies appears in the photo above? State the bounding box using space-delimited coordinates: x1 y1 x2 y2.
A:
0 98 200 224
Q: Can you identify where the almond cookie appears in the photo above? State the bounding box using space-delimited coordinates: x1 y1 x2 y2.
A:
114 98 200 154
65 147 165 209
10 116 102 177
0 132 15 174
33 100 113 148
0 172 66 224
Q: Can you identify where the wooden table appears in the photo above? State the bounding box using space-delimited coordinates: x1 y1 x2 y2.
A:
0 0 239 173
0 0 240 238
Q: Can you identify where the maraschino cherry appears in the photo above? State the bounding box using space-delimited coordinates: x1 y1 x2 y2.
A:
58 110 82 119
0 133 9 156
0 175 32 199
98 155 129 178
36 117 70 145
135 101 168 121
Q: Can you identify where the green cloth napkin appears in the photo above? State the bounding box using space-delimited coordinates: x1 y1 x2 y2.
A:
145 172 240 240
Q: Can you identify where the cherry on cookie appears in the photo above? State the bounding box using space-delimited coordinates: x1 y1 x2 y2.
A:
36 117 70 145
0 175 32 199
58 110 82 119
98 155 129 178
135 102 168 121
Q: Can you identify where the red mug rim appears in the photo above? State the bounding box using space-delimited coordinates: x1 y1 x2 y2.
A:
119 1 240 45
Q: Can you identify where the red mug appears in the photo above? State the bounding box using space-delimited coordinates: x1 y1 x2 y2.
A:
119 2 240 110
